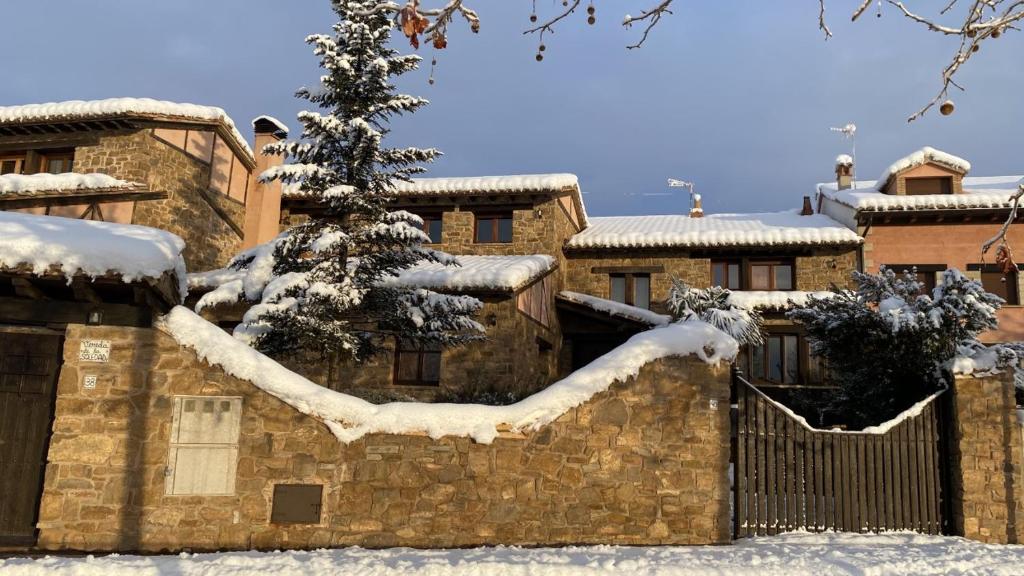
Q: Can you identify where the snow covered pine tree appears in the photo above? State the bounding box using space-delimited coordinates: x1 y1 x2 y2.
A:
228 1 484 362
788 267 1002 428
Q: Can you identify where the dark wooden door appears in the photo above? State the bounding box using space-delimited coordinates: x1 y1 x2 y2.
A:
0 331 63 546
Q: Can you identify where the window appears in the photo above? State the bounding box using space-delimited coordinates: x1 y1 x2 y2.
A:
748 334 824 386
475 212 513 243
609 273 651 309
970 264 1020 305
421 214 443 243
905 176 952 195
39 151 74 174
0 155 25 175
166 396 242 495
711 261 741 289
748 261 793 290
394 340 442 386
885 264 945 295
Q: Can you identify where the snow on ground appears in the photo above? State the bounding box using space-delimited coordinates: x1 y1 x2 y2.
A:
0 97 253 159
0 210 187 295
159 307 736 444
566 211 862 250
558 290 671 326
3 532 1023 575
0 173 139 195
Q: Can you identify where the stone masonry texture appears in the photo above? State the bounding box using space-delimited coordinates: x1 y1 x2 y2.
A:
948 372 1024 544
36 323 732 552
74 130 245 271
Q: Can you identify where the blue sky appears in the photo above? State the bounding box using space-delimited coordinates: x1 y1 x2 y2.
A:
3 1 1022 216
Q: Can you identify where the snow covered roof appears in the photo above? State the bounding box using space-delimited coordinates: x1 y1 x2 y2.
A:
160 306 737 443
566 211 862 250
0 210 187 295
0 172 144 198
188 254 558 312
0 97 253 161
818 175 1024 214
876 147 970 191
383 255 556 293
557 291 671 326
391 174 579 196
725 290 837 311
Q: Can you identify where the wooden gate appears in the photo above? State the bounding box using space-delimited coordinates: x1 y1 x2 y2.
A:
0 330 63 546
733 377 950 537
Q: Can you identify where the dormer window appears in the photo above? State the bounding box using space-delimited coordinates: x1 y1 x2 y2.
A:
905 176 952 195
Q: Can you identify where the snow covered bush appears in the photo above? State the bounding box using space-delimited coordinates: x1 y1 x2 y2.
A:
227 1 484 361
667 278 765 346
788 267 1003 428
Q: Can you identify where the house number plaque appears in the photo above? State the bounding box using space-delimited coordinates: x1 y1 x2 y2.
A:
79 340 112 363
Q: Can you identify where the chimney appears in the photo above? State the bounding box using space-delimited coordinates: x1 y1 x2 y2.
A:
689 193 704 218
835 154 854 190
800 195 814 216
243 116 289 248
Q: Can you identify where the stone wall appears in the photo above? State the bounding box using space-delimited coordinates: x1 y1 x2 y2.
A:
407 194 580 263
562 249 857 311
74 130 244 271
36 323 731 552
948 372 1024 544
328 293 562 402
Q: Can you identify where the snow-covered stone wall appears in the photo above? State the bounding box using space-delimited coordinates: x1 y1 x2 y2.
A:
36 319 733 552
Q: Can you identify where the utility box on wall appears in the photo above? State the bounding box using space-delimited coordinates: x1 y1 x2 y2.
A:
165 396 242 496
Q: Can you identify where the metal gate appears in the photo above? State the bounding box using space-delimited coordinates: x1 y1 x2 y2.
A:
0 330 63 546
733 376 950 537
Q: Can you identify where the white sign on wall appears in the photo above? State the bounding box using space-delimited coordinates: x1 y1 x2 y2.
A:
79 340 111 363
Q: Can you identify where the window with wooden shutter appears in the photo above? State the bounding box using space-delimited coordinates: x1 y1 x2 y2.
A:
166 396 242 496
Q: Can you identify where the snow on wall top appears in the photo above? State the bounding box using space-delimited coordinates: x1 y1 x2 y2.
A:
725 290 837 311
557 291 671 326
160 306 738 444
0 172 141 196
876 147 971 191
383 254 556 292
0 210 187 295
0 97 253 160
818 175 1024 213
565 211 862 250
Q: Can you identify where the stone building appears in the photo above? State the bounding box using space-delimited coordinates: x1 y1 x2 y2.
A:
0 98 287 272
818 146 1024 342
231 174 862 401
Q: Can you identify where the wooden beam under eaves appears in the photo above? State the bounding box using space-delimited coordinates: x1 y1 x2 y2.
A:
11 277 48 300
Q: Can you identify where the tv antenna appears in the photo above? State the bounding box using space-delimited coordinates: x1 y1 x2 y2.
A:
830 123 857 188
667 178 698 211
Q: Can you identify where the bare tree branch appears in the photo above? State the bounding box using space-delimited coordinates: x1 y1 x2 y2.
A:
360 1 1024 122
622 1 675 49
